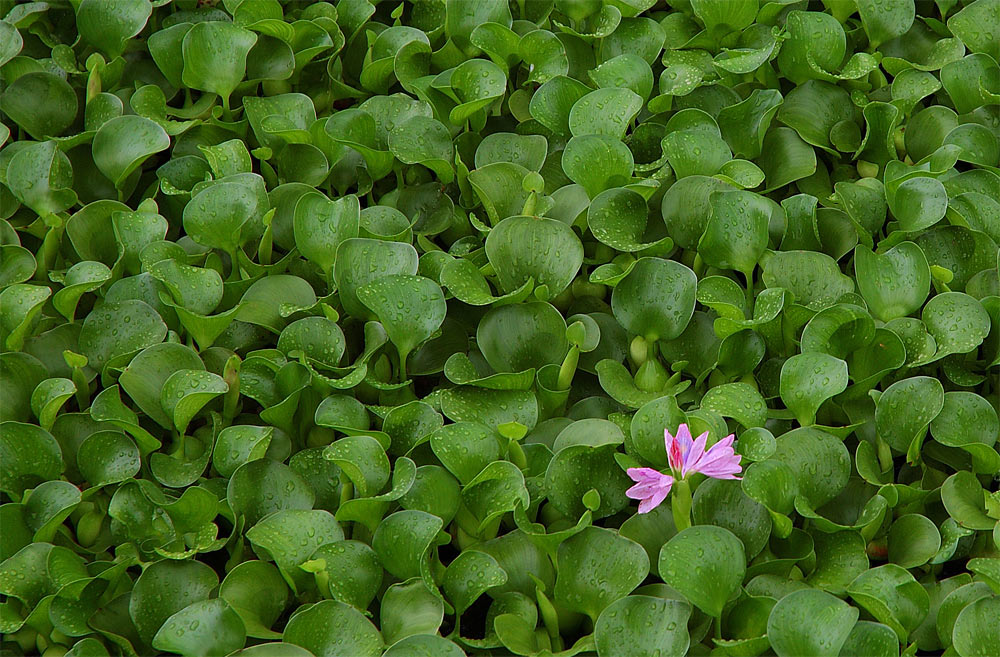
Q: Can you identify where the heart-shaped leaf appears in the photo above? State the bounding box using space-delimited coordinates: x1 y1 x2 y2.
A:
555 527 649 621
611 258 697 342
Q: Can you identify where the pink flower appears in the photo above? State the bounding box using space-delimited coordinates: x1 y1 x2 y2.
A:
625 467 674 514
666 423 743 480
625 424 743 514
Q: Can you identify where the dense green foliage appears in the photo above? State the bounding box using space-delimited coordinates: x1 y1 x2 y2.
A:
1 0 999 655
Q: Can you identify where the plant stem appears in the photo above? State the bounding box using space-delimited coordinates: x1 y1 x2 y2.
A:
671 478 692 532
556 345 579 391
398 348 408 382
876 437 893 472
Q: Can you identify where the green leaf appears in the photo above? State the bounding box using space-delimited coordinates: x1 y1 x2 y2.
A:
761 251 854 310
658 525 745 617
485 215 583 297
380 579 444 645
77 0 152 58
228 459 315 526
875 376 945 452
213 426 274 479
888 514 941 569
152 599 247 657
237 274 317 333
854 242 931 322
219 560 291 639
430 423 500 485
382 635 467 657
293 192 360 277
181 21 258 103
475 133 548 171
847 564 930 642
948 0 1000 62
562 134 635 198
857 0 915 49
307 541 383 611
443 550 507 615
371 509 443 582
772 427 850 508
477 302 567 373
6 141 78 216
530 75 592 136
78 430 140 487
777 11 846 84
278 317 347 369
922 292 991 360
692 478 770 558
246 509 344 589
941 471 995 531
779 353 849 426
757 127 817 192
323 435 390 497
807 531 870 594
569 88 643 138
93 115 170 188
0 73 78 140
800 304 876 359
0 20 23 68
595 596 691 657
718 89 783 160
334 238 419 319
183 180 264 255
767 588 859 657
661 175 734 249
358 274 446 368
555 527 649 621
448 58 507 125
588 188 657 252
545 442 631 519
52 261 112 322
462 461 530 534
160 369 228 434
953 596 1000 657
283 600 382 657
24 479 80 542
119 343 204 429
930 392 1000 473
149 259 222 316
698 190 771 277
841 621 901 657
889 176 948 232
611 257 697 342
389 116 455 183
440 386 539 431
520 29 570 84
79 300 167 371
129 559 219 645
778 80 854 153
446 0 512 55
30 377 75 430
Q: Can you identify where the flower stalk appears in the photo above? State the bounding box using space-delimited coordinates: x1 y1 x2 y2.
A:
671 478 692 531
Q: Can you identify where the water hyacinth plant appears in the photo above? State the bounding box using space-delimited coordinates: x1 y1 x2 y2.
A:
627 423 742 526
1 0 1000 655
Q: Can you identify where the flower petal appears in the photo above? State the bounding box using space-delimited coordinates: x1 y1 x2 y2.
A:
666 424 695 473
691 434 743 479
681 430 710 478
665 429 681 472
625 468 674 513
626 480 664 499
627 467 666 484
637 483 671 513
